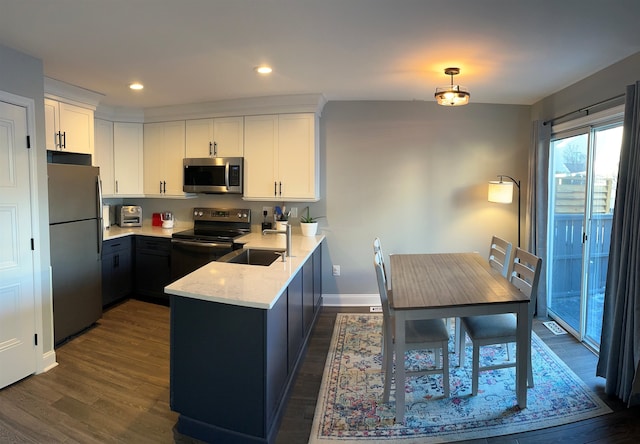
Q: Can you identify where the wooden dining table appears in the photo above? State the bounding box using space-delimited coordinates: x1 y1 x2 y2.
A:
389 252 531 423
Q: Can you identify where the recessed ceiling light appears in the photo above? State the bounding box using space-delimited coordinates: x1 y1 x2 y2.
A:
255 66 272 75
129 82 144 90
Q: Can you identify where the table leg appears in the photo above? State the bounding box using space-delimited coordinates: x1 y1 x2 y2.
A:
516 301 529 408
454 318 461 358
394 311 406 423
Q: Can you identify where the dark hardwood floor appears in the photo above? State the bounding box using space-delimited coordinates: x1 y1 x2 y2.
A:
0 300 638 443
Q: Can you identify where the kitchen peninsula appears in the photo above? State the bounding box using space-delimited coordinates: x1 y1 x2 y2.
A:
165 232 324 444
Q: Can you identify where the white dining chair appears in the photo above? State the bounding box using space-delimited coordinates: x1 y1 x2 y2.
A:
373 237 390 290
489 235 513 277
455 235 514 361
373 244 450 401
458 248 542 396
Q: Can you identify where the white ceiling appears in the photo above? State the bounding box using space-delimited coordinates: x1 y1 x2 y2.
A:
2 0 640 109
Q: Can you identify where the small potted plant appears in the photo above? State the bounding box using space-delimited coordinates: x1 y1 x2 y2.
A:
300 206 323 236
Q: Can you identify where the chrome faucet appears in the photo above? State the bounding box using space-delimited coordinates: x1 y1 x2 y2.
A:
262 223 292 257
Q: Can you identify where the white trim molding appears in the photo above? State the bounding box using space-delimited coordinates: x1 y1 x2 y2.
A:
552 104 624 134
40 351 59 373
44 77 104 109
143 93 327 122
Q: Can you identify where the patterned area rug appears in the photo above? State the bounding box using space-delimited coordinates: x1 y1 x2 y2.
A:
309 314 611 443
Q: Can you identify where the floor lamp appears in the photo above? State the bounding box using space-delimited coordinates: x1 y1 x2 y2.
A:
488 175 521 247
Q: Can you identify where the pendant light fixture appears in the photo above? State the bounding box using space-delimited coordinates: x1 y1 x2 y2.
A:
434 67 470 106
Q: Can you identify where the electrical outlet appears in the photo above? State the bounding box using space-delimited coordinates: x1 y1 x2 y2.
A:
262 206 272 219
370 306 382 313
290 207 298 218
332 265 341 276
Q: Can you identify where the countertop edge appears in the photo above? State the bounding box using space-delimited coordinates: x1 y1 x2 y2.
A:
165 233 325 310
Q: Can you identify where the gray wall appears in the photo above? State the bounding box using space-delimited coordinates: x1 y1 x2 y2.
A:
319 101 531 301
532 51 640 122
0 45 53 353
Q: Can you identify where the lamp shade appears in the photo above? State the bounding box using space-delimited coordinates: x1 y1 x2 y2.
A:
488 181 513 203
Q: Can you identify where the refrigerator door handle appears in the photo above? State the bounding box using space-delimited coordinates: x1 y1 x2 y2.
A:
96 176 103 256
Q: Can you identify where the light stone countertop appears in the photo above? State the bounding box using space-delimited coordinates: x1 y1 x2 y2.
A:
164 232 325 310
103 224 192 240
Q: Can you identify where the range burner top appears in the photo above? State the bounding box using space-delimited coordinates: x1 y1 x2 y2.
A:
172 207 251 243
172 228 249 242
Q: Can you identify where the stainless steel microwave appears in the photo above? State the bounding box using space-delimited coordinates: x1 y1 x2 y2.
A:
183 157 243 194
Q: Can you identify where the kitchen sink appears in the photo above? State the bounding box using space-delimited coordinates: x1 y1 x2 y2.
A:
217 248 284 266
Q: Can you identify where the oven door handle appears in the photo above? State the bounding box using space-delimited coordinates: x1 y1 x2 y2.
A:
171 239 233 249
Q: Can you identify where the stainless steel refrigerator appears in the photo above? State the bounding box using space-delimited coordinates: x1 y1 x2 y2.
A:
48 163 103 345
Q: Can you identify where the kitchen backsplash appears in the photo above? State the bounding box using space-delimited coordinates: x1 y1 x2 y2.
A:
104 197 324 232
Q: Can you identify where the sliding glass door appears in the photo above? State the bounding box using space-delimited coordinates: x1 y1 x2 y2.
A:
547 121 622 350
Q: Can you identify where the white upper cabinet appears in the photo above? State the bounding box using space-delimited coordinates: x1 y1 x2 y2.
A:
244 115 278 200
113 122 144 196
185 116 244 158
94 120 144 197
144 121 186 197
244 113 319 201
94 119 115 195
45 98 95 156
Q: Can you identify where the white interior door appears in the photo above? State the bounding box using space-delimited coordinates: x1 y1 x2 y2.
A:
0 99 37 388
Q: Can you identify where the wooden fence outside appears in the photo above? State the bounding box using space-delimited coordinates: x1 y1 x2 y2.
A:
554 176 615 214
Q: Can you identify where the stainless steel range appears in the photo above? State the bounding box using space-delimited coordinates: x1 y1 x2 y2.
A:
171 207 251 280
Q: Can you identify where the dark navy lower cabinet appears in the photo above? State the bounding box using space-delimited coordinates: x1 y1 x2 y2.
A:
170 246 322 444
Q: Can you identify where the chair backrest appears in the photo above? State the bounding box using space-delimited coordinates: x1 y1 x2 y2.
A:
374 250 393 330
489 236 513 278
509 248 542 318
373 237 390 288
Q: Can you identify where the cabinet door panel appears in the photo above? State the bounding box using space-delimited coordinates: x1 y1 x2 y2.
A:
162 121 186 195
266 291 288 425
144 121 185 196
287 272 304 372
59 102 94 155
313 247 322 309
278 114 316 199
244 115 278 199
143 123 164 195
302 259 314 335
185 118 213 158
135 237 171 299
44 99 58 150
94 119 115 195
213 116 244 157
114 122 144 195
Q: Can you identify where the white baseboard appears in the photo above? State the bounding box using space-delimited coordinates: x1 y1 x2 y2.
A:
39 350 58 373
322 294 380 307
